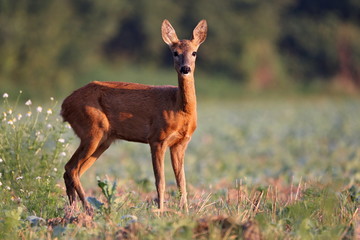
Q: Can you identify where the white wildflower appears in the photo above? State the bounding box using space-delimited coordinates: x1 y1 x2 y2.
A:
0 158 3 163
3 112 6 118
58 138 65 143
7 120 14 125
6 186 11 190
8 109 12 115
0 181 2 186
3 93 9 98
17 114 22 120
16 176 23 181
19 90 22 94
47 109 52 115
35 131 41 136
53 168 57 172
25 100 32 106
37 106 42 113
26 111 32 117
47 123 52 129
50 97 54 101
35 176 41 180
60 152 66 157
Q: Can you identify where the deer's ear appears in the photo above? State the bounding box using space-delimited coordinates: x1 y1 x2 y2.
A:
192 20 207 46
161 19 179 46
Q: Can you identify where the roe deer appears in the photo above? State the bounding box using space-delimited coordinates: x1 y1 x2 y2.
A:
61 19 207 214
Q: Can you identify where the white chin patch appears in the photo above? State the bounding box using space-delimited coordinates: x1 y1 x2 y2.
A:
180 71 191 75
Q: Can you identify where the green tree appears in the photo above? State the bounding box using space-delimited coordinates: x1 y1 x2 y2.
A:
279 0 360 91
0 0 126 98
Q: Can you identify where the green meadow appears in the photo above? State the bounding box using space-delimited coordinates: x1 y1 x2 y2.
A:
1 89 359 239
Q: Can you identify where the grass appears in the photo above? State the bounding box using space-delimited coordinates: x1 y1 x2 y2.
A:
0 92 359 239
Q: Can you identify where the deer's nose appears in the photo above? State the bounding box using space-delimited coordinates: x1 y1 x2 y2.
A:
180 66 191 74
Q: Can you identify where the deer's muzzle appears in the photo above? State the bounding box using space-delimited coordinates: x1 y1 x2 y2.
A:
180 66 191 75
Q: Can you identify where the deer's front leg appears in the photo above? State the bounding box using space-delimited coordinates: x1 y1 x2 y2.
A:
170 138 190 213
150 142 167 211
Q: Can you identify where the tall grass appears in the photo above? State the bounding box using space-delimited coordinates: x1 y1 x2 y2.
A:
0 92 72 238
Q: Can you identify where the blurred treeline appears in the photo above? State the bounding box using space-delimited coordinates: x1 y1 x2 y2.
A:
1 0 360 99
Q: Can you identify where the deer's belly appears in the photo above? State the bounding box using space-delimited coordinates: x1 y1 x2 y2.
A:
112 115 150 143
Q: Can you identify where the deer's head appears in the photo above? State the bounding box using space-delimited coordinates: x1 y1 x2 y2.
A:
162 19 207 76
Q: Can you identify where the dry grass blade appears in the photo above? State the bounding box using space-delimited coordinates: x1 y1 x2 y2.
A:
253 191 264 215
340 207 359 239
196 193 215 214
295 177 302 201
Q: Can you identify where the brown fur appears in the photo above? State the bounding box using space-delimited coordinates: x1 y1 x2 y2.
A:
61 19 207 214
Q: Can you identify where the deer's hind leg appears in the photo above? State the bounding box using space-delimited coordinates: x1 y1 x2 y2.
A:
64 108 111 215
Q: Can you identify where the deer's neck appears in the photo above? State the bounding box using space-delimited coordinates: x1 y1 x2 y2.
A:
177 73 197 114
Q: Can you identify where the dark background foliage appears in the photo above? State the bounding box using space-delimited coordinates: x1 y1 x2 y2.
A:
1 0 359 98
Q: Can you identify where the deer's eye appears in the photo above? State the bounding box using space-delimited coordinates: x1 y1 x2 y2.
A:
192 52 197 57
173 51 179 57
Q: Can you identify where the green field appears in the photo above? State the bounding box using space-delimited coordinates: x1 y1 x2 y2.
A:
0 94 359 239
